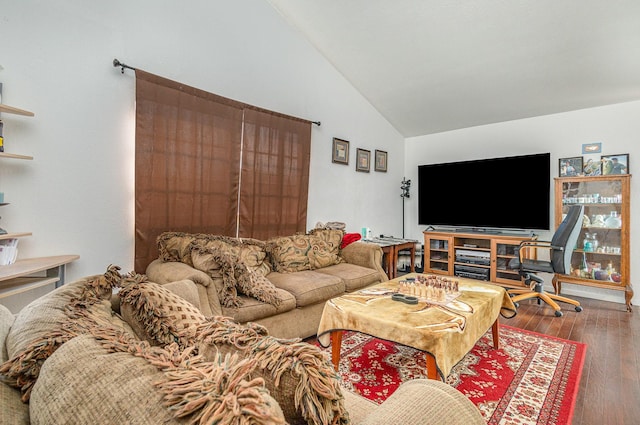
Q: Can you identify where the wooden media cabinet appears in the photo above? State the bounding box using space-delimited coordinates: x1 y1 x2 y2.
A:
423 230 537 289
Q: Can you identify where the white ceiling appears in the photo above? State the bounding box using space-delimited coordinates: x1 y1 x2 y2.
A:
267 0 640 137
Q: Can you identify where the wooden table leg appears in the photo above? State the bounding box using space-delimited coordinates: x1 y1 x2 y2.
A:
330 330 343 371
426 353 439 380
492 319 500 349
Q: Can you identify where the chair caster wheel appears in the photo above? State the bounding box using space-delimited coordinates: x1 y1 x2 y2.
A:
575 306 583 312
554 310 563 317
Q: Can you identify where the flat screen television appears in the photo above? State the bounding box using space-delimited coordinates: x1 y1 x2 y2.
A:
418 153 551 233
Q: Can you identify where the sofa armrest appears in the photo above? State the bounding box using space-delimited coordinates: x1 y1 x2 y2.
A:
146 259 212 287
145 259 223 316
340 242 388 282
359 379 485 425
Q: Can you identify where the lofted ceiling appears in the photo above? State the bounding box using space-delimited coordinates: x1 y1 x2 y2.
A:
267 0 640 137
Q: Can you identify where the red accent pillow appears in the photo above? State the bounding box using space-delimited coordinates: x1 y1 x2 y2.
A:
340 233 362 249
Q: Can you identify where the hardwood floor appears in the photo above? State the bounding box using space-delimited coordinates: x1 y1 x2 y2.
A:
501 295 639 425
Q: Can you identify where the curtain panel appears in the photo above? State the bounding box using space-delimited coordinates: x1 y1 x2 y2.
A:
134 70 311 273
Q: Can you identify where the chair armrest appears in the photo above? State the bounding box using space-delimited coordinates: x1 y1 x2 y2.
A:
359 379 485 425
340 242 389 282
517 240 552 262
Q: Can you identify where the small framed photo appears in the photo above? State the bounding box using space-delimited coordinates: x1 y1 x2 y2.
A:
374 150 388 172
332 138 349 165
582 157 602 176
601 153 629 175
582 142 602 154
559 157 583 177
356 148 370 172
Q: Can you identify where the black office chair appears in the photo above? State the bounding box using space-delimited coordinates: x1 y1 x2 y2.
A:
508 204 584 317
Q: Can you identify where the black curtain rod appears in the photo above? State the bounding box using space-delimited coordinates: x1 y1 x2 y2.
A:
112 58 321 126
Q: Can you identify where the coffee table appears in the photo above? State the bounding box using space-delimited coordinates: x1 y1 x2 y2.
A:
317 273 517 380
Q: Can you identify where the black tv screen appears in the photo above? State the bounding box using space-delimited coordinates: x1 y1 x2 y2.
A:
418 153 551 232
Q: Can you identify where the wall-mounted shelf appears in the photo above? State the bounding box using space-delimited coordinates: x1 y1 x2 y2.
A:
0 104 35 116
0 99 78 306
0 152 33 160
0 255 80 299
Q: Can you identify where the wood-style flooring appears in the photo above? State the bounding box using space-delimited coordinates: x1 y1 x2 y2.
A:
501 295 639 425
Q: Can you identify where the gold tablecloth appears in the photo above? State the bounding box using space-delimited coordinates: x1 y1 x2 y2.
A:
317 274 517 379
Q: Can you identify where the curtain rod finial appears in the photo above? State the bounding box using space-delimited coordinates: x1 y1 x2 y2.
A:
113 58 135 74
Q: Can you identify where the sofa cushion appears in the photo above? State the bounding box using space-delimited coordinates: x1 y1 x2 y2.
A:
1 266 125 401
316 263 383 292
118 278 207 347
30 334 285 425
221 290 296 323
267 270 345 307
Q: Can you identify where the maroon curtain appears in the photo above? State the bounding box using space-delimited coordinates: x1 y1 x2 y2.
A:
238 109 310 239
134 70 311 273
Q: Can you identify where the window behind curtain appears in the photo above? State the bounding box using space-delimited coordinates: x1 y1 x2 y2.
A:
238 108 310 239
134 70 311 273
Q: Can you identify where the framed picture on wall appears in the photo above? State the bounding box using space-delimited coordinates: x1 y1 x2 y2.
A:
375 150 388 172
559 156 582 177
601 153 629 175
332 138 350 165
356 148 370 172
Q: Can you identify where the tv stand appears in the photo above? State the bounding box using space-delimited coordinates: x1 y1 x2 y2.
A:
423 230 537 288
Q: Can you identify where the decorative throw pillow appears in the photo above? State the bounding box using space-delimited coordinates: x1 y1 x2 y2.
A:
157 232 271 277
118 276 207 347
190 244 282 308
190 237 271 276
156 231 201 265
265 234 314 273
308 228 345 257
195 318 348 425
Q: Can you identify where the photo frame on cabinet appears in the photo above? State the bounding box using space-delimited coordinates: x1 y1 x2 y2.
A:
582 157 602 176
601 153 629 175
332 138 349 165
559 156 582 177
356 148 370 172
374 150 388 172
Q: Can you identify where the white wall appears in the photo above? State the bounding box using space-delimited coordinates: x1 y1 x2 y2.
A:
0 0 404 311
405 100 640 305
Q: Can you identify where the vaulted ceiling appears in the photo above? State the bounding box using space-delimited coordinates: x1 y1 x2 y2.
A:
267 0 640 137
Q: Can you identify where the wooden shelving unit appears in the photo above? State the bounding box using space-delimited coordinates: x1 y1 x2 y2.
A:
554 175 632 310
423 231 537 289
0 100 79 302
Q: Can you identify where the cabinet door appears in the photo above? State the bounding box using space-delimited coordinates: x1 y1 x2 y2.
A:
424 235 453 275
555 175 631 308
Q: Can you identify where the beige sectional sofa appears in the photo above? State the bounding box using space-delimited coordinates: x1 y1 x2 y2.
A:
0 266 486 425
145 229 390 339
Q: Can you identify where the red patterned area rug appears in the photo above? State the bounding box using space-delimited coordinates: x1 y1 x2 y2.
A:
316 325 586 425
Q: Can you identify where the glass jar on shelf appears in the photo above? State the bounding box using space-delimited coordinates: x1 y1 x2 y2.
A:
582 233 598 252
604 211 622 228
